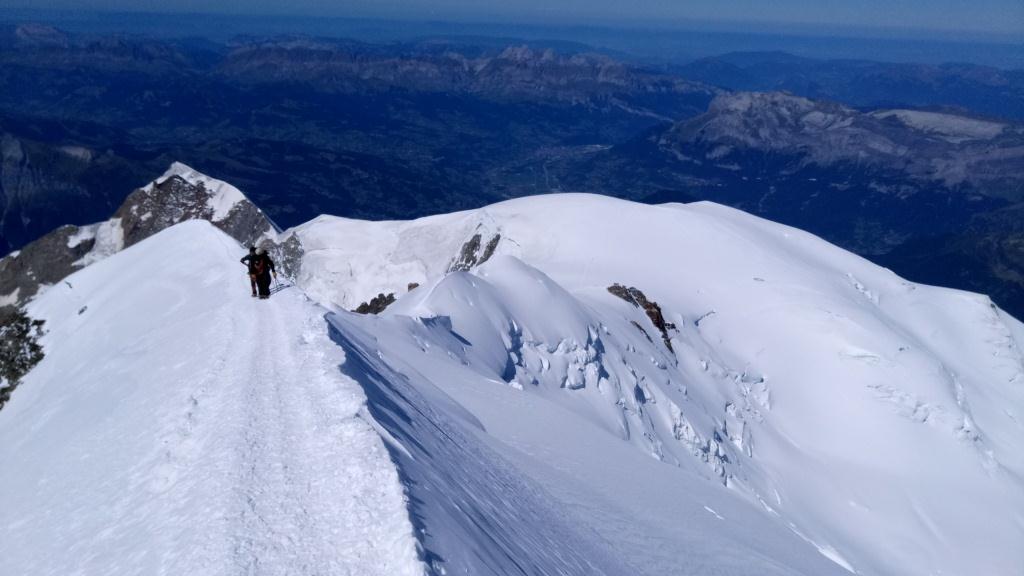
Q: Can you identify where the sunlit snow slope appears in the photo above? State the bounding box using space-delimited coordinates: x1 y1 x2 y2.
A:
286 194 1024 576
4 191 1024 576
0 222 423 576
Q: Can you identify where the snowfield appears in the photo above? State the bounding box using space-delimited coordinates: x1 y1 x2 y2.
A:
0 222 422 576
288 194 1024 576
3 191 1024 576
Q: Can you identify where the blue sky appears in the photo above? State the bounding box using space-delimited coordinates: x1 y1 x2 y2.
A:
7 0 1023 36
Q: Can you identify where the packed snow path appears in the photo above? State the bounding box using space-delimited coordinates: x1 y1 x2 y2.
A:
222 291 420 574
0 222 423 576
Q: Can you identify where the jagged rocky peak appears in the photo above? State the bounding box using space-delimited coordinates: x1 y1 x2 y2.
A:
115 162 273 249
0 162 276 312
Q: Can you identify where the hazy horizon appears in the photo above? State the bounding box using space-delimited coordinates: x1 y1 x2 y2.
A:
4 0 1023 38
3 6 1022 68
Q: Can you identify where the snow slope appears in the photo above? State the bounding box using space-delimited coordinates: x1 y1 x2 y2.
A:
286 193 1024 576
0 221 422 576
328 304 850 576
5 191 1024 576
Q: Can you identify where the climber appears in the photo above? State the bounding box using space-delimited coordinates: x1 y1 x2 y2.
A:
252 247 277 300
240 246 259 297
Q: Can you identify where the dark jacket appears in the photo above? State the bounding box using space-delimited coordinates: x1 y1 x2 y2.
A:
241 253 258 274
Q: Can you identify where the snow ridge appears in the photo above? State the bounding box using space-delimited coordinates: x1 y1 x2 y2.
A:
0 221 423 576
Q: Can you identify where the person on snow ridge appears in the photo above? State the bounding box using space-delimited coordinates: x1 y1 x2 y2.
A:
252 247 277 300
240 246 259 297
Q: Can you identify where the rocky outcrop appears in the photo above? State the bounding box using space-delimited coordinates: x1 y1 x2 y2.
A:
349 281 420 316
354 292 396 315
115 162 274 249
448 232 501 273
0 310 44 411
0 162 275 313
608 283 677 351
269 233 305 280
0 225 95 311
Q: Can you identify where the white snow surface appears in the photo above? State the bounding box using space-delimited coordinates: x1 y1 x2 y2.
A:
288 193 1024 576
72 217 125 267
66 223 97 248
150 161 248 221
6 191 1024 576
0 221 423 576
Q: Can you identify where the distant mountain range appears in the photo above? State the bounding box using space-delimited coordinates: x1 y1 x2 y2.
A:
536 91 1023 251
0 24 717 250
674 51 1024 121
2 23 1024 317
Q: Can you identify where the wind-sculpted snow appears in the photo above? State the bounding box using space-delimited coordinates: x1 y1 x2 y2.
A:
328 266 848 575
287 193 1024 576
327 313 640 576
